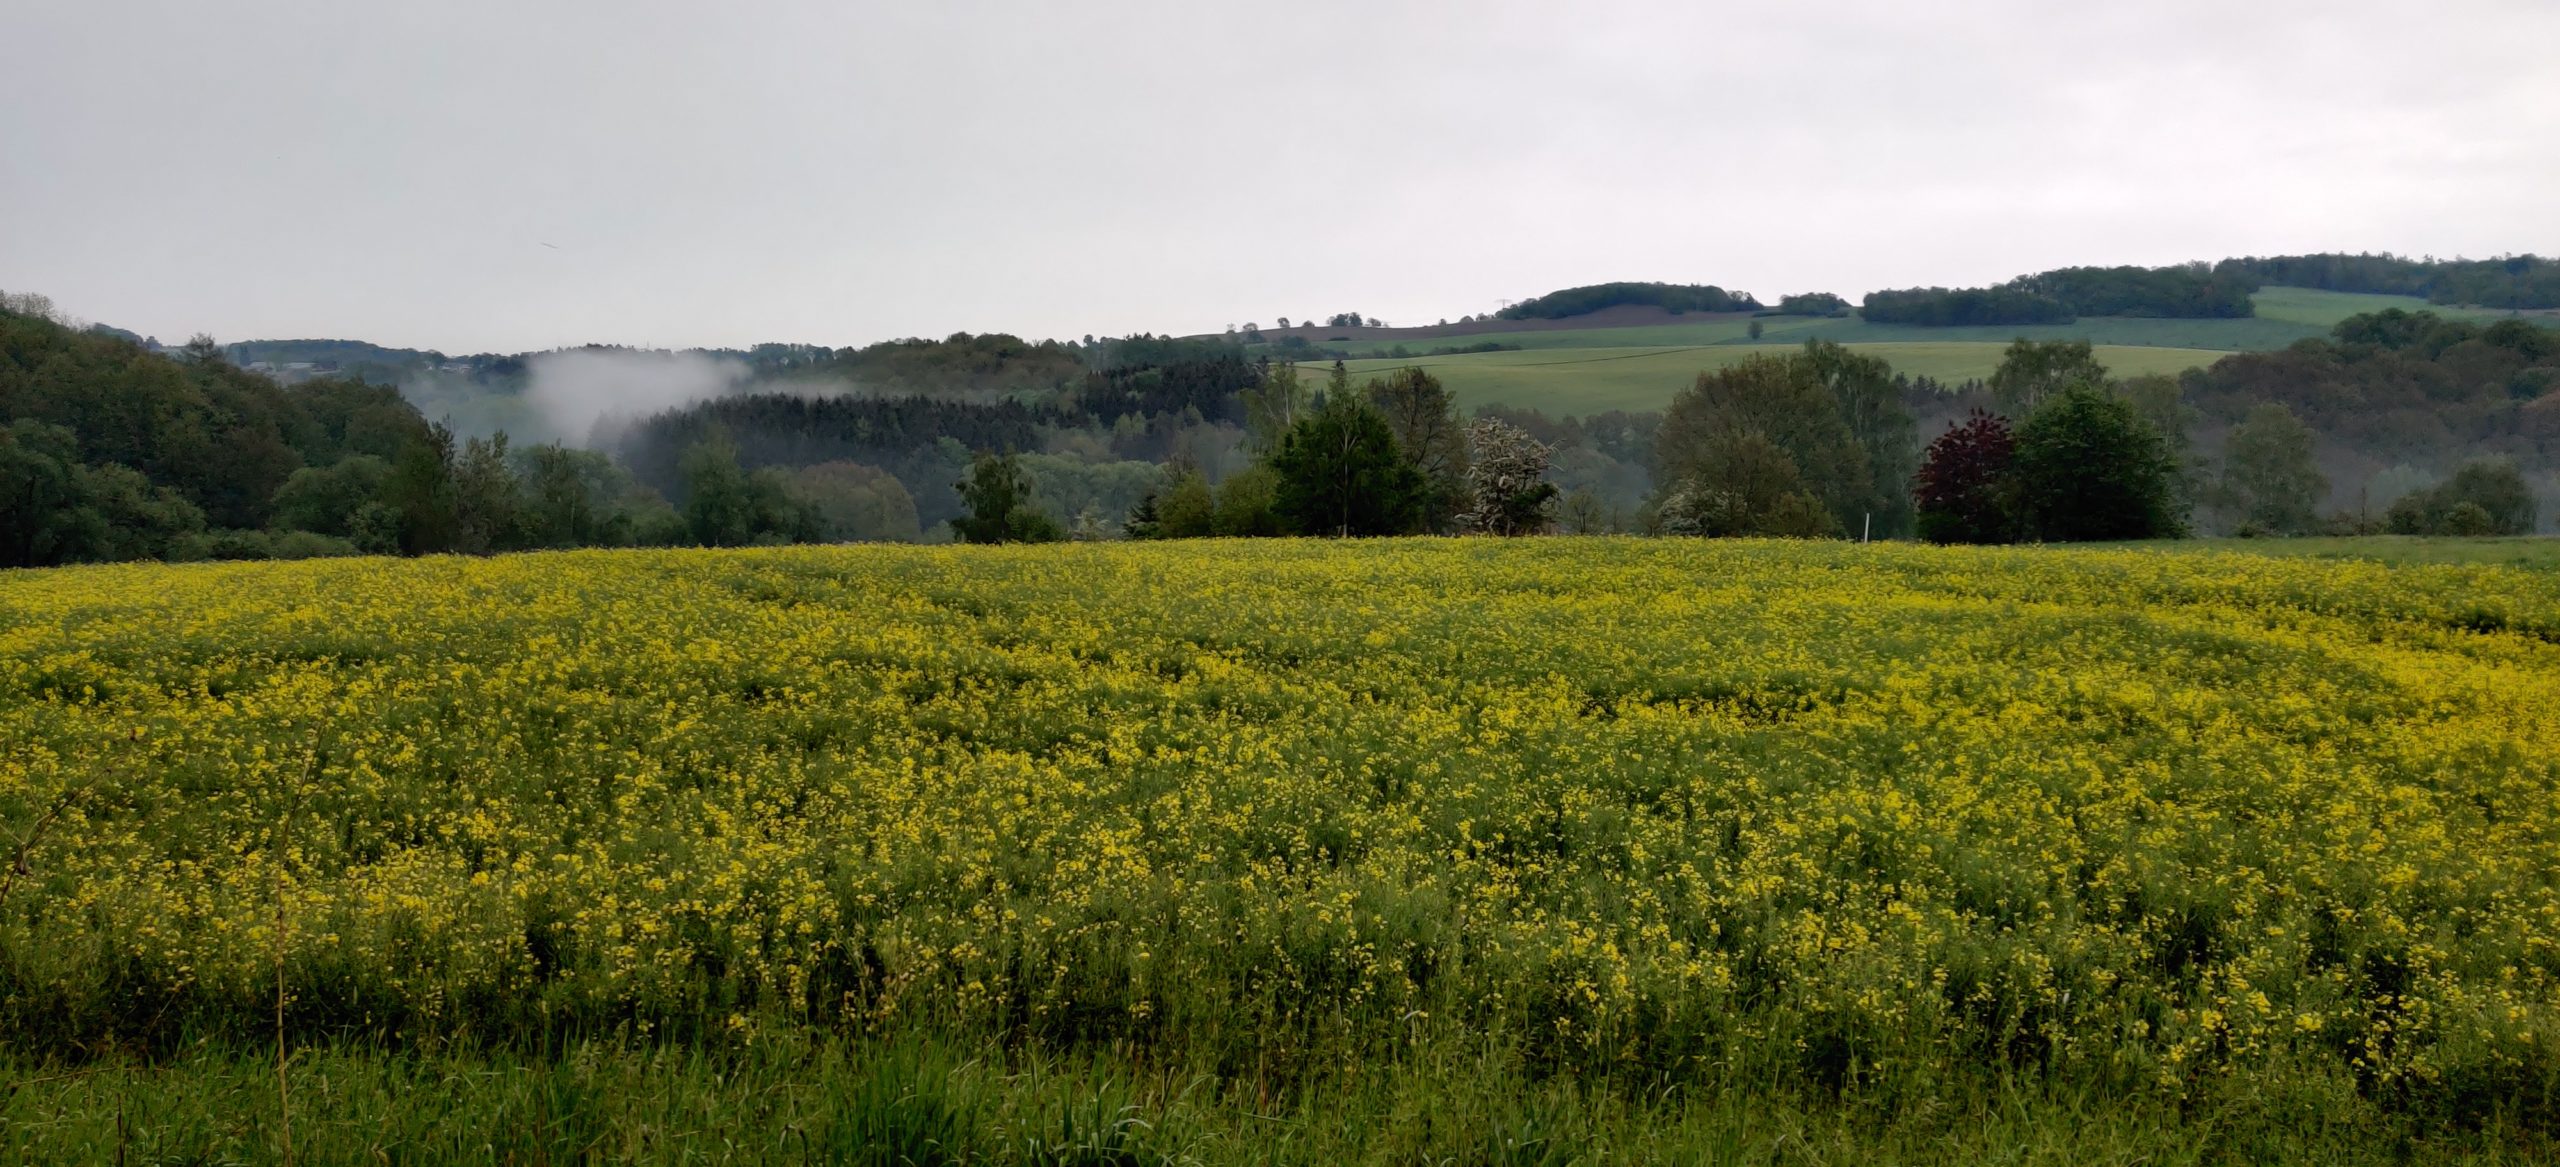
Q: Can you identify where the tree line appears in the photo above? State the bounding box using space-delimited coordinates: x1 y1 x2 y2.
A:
8 284 2557 570
949 338 2180 548
2174 307 2558 533
1496 282 1763 320
1862 264 2258 326
1912 313 2555 542
2213 253 2560 310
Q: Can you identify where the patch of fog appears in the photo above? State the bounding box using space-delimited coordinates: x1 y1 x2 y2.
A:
399 370 544 443
529 349 753 448
394 348 871 448
2362 464 2436 511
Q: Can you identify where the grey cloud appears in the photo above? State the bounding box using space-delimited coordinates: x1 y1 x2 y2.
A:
3 0 2555 352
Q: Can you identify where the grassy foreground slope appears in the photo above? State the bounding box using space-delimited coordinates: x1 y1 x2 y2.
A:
1316 343 2228 413
4 541 2559 1162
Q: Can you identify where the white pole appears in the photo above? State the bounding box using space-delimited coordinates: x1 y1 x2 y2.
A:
1863 513 1871 543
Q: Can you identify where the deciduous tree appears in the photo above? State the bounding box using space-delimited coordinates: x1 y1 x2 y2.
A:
1913 410 2017 545
2220 403 2327 534
1989 339 2108 416
1655 352 1870 535
1456 417 1558 535
2010 386 2183 541
1365 367 1469 528
949 452 1062 544
1268 394 1426 537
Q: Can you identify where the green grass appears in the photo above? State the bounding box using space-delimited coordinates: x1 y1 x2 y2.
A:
5 1035 2542 1164
1252 284 2560 415
1254 313 2315 363
1781 314 2322 351
2248 286 2552 328
2248 286 2438 327
1250 287 2560 378
1309 343 2230 413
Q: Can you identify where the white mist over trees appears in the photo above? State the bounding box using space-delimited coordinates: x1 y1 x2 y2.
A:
527 349 753 448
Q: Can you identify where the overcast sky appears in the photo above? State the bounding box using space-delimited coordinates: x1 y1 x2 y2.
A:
4 0 2556 354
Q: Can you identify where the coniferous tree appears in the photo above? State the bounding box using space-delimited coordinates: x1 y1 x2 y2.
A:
1121 488 1163 540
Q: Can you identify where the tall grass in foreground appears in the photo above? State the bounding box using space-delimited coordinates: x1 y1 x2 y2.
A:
5 1035 2550 1164
3 538 2559 1160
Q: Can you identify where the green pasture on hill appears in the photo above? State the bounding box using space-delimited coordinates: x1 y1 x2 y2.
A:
1302 342 2230 413
1246 287 2549 372
1251 312 2318 362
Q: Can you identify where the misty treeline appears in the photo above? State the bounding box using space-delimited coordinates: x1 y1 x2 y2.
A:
2175 308 2558 535
9 276 2560 569
648 301 2557 546
1903 309 2559 541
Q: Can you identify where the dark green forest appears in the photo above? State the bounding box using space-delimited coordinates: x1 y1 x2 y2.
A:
2214 252 2560 309
1496 282 1762 319
1856 255 2560 327
1862 264 2259 325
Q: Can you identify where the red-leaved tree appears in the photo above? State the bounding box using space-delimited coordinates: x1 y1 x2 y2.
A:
1913 410 2016 544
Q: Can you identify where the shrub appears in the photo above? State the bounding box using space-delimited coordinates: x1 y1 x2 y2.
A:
2386 459 2537 536
2440 501 2497 536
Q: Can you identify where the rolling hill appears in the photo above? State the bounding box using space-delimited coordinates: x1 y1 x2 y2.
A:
1309 343 2231 414
1239 288 2554 415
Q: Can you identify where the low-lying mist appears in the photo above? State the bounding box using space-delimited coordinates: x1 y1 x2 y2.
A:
529 349 753 448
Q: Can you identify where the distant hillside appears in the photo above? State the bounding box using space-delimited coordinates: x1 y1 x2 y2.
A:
0 301 432 561
1496 282 1762 320
1862 264 2257 326
2214 252 2560 310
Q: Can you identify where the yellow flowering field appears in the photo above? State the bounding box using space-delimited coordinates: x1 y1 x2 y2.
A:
1 538 2557 1146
